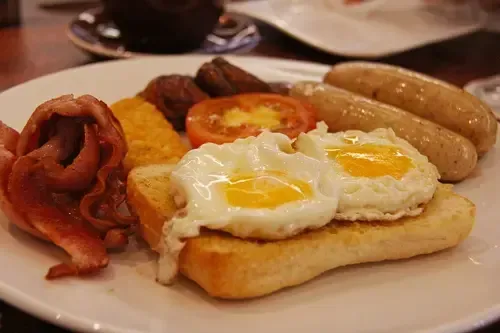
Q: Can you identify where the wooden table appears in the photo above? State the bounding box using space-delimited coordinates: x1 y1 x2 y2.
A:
1 1 500 333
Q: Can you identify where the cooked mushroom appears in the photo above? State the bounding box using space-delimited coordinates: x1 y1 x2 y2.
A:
139 75 209 131
194 57 273 97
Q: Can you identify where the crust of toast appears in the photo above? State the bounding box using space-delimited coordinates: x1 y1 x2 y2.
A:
127 164 476 299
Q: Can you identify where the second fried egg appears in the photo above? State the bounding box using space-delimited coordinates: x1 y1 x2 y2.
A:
294 122 440 221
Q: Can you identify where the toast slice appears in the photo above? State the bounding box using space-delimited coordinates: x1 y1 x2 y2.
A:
127 164 476 299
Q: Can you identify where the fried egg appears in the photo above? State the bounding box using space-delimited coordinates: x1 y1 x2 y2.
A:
167 130 340 240
294 122 440 221
157 130 341 283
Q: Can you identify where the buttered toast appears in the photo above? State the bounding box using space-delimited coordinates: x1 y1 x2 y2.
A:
127 164 475 299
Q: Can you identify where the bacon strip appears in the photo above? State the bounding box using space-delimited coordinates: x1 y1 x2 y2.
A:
0 95 137 279
0 121 19 153
39 123 100 192
8 157 109 278
76 95 137 231
0 122 46 240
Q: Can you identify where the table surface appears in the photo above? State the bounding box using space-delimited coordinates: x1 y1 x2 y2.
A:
1 1 500 333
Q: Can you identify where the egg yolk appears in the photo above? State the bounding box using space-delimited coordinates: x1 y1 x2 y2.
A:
224 170 313 209
326 144 413 179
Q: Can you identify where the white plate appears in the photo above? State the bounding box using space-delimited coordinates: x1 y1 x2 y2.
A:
0 55 500 333
227 0 486 58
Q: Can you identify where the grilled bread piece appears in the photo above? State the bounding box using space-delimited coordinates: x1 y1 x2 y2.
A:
127 164 475 299
109 97 189 172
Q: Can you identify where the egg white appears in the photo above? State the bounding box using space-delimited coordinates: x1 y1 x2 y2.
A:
294 122 440 221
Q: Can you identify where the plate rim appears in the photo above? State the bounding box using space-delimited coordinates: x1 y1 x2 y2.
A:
0 54 499 333
0 54 331 100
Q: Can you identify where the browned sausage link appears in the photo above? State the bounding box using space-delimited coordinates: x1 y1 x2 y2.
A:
290 81 478 182
323 62 497 157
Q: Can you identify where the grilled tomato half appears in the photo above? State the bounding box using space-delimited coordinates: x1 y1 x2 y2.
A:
185 93 317 148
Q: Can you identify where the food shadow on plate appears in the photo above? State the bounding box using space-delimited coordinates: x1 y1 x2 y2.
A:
455 145 498 191
198 246 469 311
108 234 158 268
109 245 475 315
2 207 483 315
1 217 61 260
0 213 150 283
0 216 120 281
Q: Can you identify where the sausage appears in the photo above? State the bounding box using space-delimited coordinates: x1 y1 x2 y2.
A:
323 62 497 157
290 81 478 182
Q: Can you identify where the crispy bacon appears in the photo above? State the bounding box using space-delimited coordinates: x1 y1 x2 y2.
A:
0 95 137 279
0 136 47 240
8 156 109 279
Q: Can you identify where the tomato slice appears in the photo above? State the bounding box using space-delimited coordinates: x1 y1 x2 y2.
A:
185 93 317 148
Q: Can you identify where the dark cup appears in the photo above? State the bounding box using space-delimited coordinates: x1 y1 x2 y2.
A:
0 0 21 27
101 0 225 53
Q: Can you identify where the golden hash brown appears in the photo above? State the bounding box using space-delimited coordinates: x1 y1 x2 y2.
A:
110 97 189 172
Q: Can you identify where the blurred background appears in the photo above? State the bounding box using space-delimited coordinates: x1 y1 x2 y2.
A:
2 0 496 111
